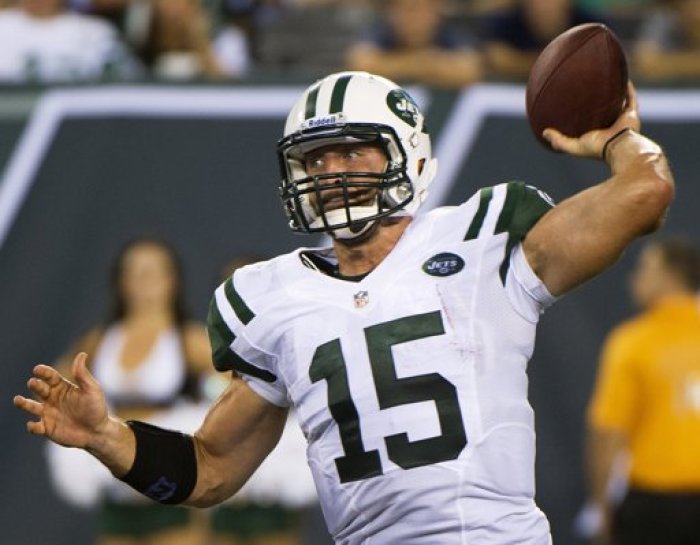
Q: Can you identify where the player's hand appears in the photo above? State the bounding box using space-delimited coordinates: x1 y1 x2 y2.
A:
543 81 641 159
13 352 110 449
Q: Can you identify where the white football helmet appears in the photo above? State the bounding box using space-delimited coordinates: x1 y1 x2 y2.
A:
277 71 437 239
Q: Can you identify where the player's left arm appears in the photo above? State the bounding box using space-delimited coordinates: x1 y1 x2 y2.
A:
523 83 674 297
188 375 288 506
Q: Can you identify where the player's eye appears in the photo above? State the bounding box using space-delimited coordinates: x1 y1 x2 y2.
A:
307 156 324 171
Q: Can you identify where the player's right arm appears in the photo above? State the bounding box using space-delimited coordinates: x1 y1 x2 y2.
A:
524 83 674 296
14 352 287 507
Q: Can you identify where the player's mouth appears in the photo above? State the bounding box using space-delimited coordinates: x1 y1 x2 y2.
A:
319 188 378 212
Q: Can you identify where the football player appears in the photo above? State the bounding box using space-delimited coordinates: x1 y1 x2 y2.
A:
15 72 673 544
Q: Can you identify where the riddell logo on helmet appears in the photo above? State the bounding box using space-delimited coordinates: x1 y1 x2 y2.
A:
386 90 419 128
303 114 345 130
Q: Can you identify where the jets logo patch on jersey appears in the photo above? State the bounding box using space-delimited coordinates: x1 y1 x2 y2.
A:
422 253 465 277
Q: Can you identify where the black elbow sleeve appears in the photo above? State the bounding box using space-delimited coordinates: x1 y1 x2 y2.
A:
119 420 197 504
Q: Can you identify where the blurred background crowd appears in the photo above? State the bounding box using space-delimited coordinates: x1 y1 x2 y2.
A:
0 0 699 86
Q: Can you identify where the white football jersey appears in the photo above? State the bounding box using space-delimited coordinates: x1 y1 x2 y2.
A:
208 182 556 544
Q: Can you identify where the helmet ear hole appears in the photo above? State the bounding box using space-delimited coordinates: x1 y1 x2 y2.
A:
418 158 426 175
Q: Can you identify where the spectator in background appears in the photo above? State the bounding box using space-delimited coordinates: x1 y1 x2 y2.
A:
632 0 700 81
578 0 653 10
0 0 141 82
212 0 255 79
586 237 700 545
66 0 133 24
483 0 605 80
46 237 212 545
134 0 226 80
346 0 483 90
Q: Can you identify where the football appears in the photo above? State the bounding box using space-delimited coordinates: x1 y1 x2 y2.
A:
526 23 628 149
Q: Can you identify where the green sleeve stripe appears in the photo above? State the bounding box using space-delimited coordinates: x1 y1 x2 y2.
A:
329 74 352 114
499 238 520 284
494 181 524 236
207 297 236 370
207 297 277 382
229 354 277 383
214 344 277 383
305 83 321 120
495 181 553 239
464 186 494 240
496 183 521 283
224 277 255 325
495 181 554 284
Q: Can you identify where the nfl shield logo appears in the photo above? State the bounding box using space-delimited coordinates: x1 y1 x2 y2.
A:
353 291 369 308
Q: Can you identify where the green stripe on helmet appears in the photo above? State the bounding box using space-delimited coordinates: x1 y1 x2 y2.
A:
329 75 353 114
305 83 321 120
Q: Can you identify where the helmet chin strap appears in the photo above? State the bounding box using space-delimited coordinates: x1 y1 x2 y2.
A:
330 218 378 242
312 187 415 241
311 206 378 240
330 212 412 245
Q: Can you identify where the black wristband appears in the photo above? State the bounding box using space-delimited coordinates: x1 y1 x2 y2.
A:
120 420 197 504
602 128 632 161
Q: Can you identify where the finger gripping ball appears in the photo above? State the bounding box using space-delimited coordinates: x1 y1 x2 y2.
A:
526 23 628 149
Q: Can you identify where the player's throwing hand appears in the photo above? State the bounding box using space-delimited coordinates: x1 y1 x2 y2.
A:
13 352 110 449
543 82 641 159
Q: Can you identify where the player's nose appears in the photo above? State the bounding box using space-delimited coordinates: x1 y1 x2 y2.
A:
317 160 347 183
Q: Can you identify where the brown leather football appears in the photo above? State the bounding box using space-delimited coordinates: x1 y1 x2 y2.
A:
526 23 628 149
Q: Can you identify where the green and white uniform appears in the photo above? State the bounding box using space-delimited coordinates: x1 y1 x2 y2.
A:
208 182 556 545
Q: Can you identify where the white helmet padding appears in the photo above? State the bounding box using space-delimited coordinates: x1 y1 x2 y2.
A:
277 71 437 239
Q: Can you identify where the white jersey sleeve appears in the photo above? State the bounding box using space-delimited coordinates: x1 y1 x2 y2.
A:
464 181 556 321
507 244 557 322
206 263 290 407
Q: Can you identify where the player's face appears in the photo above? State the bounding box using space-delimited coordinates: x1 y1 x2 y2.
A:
120 243 177 312
303 142 388 214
